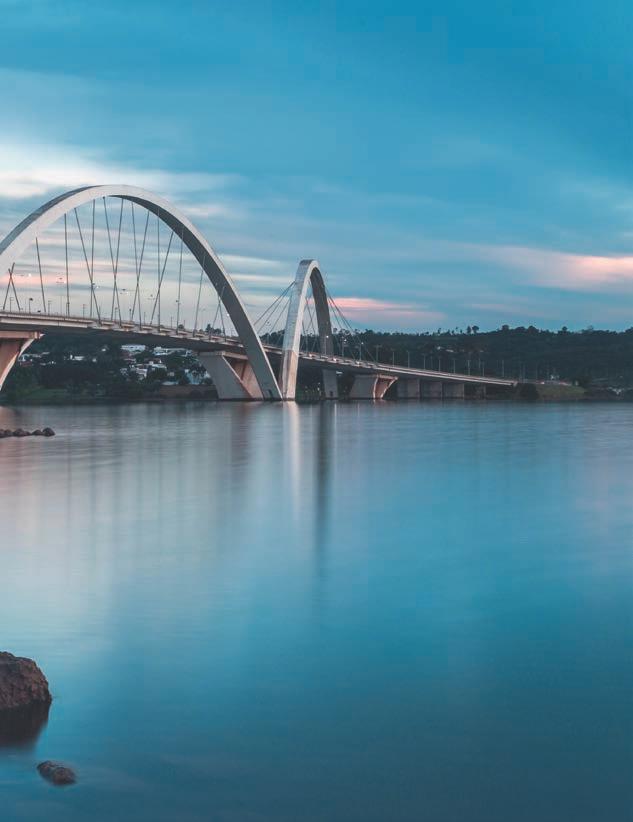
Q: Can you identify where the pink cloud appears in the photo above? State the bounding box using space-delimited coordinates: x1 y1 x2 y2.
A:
470 243 633 291
334 296 444 323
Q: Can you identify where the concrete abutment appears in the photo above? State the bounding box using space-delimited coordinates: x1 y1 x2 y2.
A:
349 374 396 399
198 352 266 400
0 331 41 392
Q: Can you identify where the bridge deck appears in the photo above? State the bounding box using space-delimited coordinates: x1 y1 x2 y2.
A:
0 310 516 388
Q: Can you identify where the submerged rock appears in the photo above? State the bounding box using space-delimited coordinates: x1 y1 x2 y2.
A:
0 652 52 711
37 761 76 786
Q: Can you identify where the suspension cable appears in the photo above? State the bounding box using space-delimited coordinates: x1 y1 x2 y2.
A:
253 282 293 329
2 264 21 312
261 291 291 341
73 207 101 322
176 225 184 329
149 230 174 326
325 286 375 362
90 200 97 319
113 199 124 321
132 209 150 326
64 213 70 315
35 237 47 313
193 253 206 331
156 210 161 327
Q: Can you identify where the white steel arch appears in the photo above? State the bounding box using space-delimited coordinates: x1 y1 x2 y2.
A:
0 185 282 400
280 259 337 400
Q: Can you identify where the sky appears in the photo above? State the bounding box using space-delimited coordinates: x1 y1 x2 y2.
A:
1 0 633 331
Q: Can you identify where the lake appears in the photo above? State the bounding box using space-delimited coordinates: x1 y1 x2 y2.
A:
0 401 631 821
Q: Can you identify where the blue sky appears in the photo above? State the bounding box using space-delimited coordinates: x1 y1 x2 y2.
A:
1 0 633 330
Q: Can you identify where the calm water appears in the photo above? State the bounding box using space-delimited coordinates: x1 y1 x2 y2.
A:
0 401 631 822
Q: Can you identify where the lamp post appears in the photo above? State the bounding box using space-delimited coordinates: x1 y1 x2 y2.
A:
56 276 64 315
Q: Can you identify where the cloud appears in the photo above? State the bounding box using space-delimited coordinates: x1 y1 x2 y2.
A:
231 273 293 289
220 254 284 272
470 243 633 291
0 139 240 201
333 296 444 325
179 202 243 221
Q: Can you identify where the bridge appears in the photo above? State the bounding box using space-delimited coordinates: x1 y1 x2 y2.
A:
0 185 516 401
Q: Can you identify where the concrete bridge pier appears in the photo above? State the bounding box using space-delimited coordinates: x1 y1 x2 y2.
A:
0 331 40 392
420 381 443 399
442 382 465 399
396 378 420 399
198 352 265 400
322 369 338 399
349 374 396 399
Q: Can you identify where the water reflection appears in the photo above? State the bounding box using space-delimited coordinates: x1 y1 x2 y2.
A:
284 402 335 580
0 703 50 750
313 404 333 578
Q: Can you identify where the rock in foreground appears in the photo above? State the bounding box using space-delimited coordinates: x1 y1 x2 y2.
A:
37 761 76 786
0 652 52 711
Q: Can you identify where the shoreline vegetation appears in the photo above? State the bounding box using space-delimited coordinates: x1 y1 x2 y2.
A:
2 326 633 405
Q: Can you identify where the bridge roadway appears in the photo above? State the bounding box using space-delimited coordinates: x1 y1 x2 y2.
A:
0 310 516 400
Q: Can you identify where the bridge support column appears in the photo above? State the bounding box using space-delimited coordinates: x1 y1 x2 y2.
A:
396 378 420 399
322 369 338 400
0 331 40 392
443 382 465 399
349 374 396 399
420 381 443 399
198 352 264 400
